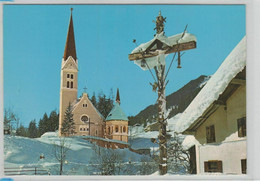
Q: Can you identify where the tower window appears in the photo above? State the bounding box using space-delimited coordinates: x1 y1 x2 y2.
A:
123 126 126 133
83 104 88 107
67 74 70 78
115 125 119 132
67 81 70 88
71 81 73 88
71 74 73 79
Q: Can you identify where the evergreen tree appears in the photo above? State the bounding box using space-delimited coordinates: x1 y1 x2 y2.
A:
49 110 59 132
16 124 28 137
61 103 76 136
28 120 38 138
97 92 114 118
91 92 97 108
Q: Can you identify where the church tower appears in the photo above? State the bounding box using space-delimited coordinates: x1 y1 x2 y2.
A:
59 9 78 136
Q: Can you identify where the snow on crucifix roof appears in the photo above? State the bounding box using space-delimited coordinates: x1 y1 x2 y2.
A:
131 32 196 71
175 36 246 133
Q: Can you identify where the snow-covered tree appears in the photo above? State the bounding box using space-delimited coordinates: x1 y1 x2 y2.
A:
61 103 76 136
167 133 191 174
90 144 125 175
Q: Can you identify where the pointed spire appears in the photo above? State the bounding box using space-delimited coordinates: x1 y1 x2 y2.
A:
116 88 120 105
63 8 77 61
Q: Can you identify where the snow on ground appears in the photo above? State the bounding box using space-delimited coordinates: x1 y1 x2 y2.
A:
4 132 143 175
175 36 246 133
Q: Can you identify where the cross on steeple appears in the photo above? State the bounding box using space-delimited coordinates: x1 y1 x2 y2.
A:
83 86 87 93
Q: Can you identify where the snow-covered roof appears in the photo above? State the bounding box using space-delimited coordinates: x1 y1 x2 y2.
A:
105 102 129 121
175 36 246 133
132 32 197 71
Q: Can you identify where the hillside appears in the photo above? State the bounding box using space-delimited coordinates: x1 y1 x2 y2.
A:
128 75 209 127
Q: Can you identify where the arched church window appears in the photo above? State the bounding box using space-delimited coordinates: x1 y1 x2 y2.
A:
108 127 110 134
71 81 73 88
67 81 70 88
71 74 73 79
115 125 119 133
67 74 70 78
123 126 126 133
81 115 89 123
96 130 98 135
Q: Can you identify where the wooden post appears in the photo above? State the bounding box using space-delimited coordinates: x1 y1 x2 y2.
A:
155 63 167 175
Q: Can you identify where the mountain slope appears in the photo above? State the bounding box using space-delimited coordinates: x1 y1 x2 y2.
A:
129 75 208 127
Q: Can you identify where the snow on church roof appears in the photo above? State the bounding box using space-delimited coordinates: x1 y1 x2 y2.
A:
175 36 246 133
105 102 129 121
132 32 196 71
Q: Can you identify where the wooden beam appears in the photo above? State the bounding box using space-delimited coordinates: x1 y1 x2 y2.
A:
230 78 246 85
129 41 196 61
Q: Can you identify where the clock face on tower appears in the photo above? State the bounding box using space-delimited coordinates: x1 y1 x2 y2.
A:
81 115 89 123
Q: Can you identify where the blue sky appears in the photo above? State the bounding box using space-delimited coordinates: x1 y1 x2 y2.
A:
3 5 245 127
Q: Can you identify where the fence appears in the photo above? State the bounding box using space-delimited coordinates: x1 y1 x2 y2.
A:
4 167 49 176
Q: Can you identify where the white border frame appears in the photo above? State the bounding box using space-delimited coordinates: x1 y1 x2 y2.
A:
1 0 259 180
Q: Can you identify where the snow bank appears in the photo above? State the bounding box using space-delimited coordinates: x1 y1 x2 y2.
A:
182 135 200 150
175 36 246 133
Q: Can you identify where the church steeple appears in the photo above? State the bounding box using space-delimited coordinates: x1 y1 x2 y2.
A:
116 88 120 105
63 8 77 61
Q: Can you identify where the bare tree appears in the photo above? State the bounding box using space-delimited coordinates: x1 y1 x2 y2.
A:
167 133 192 174
4 108 20 134
52 137 71 175
90 144 125 175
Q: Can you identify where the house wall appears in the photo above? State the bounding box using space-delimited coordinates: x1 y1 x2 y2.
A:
105 120 128 142
194 85 246 174
72 93 104 137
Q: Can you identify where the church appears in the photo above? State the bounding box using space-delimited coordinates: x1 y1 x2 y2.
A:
58 9 129 143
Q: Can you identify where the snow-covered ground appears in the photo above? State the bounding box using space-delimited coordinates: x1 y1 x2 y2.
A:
4 132 145 175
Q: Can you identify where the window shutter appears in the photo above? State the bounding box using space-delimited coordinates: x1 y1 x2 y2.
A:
237 118 242 137
217 161 223 173
206 126 210 143
204 162 209 172
211 125 216 142
242 117 246 137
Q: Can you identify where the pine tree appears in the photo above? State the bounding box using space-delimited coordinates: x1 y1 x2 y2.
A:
16 124 28 137
91 92 97 108
28 120 38 138
61 103 76 136
49 110 59 132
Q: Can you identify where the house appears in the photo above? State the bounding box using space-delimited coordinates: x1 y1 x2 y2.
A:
175 36 246 174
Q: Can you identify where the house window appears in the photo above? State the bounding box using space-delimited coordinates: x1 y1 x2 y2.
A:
204 161 223 173
71 81 73 88
71 74 73 79
241 159 247 174
206 125 216 143
80 128 82 131
81 115 89 123
67 81 70 88
67 74 70 78
115 125 119 132
237 117 246 137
